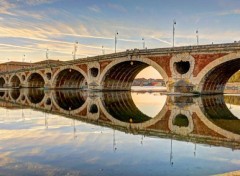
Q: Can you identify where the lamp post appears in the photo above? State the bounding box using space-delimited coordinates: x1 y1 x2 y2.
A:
22 54 25 69
115 31 118 53
173 19 176 47
73 41 78 60
142 38 145 49
102 45 105 55
46 48 49 65
196 30 199 46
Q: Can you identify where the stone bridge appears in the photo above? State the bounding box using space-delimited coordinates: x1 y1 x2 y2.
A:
1 89 240 149
1 43 240 94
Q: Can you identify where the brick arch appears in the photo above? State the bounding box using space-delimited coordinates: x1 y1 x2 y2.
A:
26 71 47 88
194 53 240 94
98 56 169 90
0 76 6 87
52 65 89 89
9 74 21 88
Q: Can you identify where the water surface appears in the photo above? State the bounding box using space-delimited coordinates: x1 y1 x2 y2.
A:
0 89 240 176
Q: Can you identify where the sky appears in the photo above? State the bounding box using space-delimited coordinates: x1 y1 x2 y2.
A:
1 0 240 78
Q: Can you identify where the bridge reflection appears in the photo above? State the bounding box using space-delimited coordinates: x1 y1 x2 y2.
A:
1 89 240 150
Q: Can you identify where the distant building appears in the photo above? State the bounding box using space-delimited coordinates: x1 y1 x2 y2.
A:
0 61 31 72
0 60 63 72
132 78 165 86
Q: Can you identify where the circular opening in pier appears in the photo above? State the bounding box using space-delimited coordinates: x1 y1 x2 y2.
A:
22 75 25 81
89 104 98 114
46 98 51 105
21 95 25 101
173 114 189 127
174 61 190 74
90 67 99 77
46 73 51 80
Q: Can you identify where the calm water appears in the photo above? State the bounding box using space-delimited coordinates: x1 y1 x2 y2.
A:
0 89 240 175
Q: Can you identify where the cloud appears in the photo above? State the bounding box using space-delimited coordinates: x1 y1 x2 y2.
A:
0 0 16 15
18 0 58 6
107 3 127 13
218 9 240 16
88 5 101 13
151 37 172 45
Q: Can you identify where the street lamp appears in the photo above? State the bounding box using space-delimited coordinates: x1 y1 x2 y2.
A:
102 45 105 55
173 19 176 47
115 31 118 53
46 48 49 65
72 41 78 60
142 38 145 49
22 54 25 69
196 30 199 46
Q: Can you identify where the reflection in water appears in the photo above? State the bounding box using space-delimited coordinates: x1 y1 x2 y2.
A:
27 88 45 104
53 90 87 110
1 90 240 175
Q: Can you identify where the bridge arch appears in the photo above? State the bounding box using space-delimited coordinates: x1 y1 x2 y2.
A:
98 57 169 90
26 72 46 88
0 76 6 87
52 66 88 89
195 53 240 94
9 75 21 88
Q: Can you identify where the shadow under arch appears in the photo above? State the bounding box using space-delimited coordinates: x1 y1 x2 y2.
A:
0 77 6 87
52 67 88 89
10 75 21 88
27 72 45 88
98 57 168 90
99 91 169 129
51 90 88 114
195 53 240 94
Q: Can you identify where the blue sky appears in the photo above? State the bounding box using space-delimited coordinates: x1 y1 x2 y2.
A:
1 0 240 64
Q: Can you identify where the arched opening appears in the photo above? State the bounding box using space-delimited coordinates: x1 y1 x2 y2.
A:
89 104 98 114
102 61 165 91
27 89 44 104
54 69 86 89
21 75 25 81
90 67 99 77
10 75 21 88
53 90 86 111
174 61 190 74
46 98 51 105
10 90 20 100
46 73 51 80
200 59 240 94
173 114 189 127
28 73 45 88
0 77 5 87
